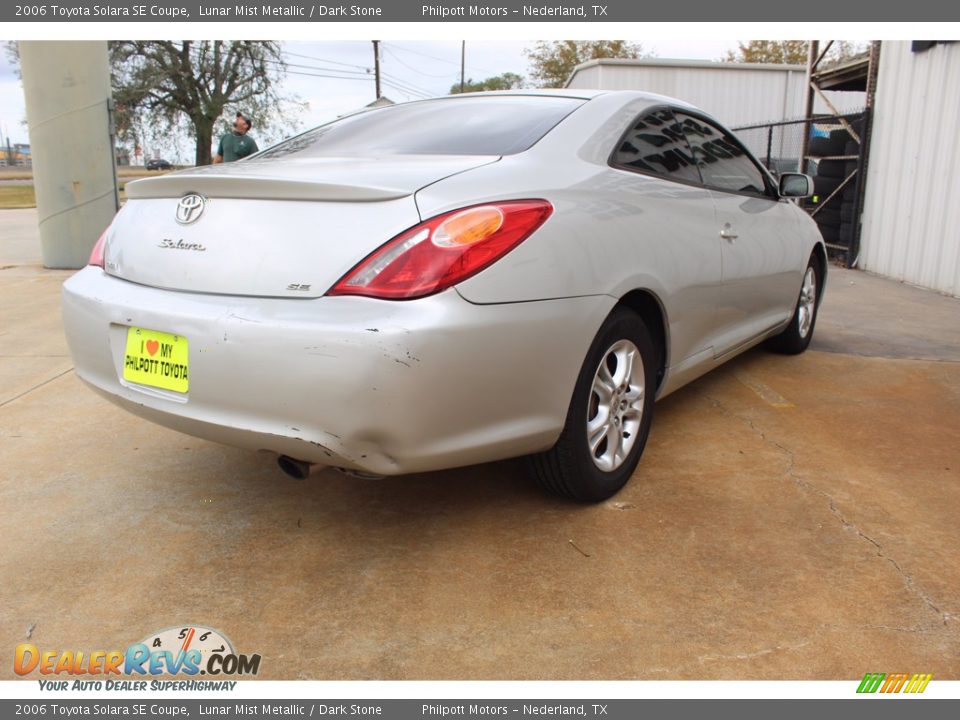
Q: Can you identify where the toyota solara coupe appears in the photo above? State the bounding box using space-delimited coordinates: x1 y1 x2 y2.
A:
62 90 825 501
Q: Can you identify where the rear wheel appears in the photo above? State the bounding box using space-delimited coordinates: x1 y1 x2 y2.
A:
529 308 656 502
767 257 822 355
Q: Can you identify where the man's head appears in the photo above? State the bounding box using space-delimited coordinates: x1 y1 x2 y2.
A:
233 112 252 135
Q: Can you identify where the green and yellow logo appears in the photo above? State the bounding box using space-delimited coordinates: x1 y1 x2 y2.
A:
857 672 932 694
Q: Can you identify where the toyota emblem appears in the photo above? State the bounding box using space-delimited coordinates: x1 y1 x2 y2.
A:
175 194 206 224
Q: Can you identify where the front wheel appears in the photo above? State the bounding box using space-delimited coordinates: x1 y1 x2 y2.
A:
767 257 822 355
528 308 657 502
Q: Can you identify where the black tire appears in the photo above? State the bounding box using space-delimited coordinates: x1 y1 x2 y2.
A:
816 159 846 178
814 208 841 227
767 256 822 355
815 222 840 244
844 140 861 156
528 308 657 502
809 135 845 158
840 222 854 244
841 201 856 223
814 175 843 197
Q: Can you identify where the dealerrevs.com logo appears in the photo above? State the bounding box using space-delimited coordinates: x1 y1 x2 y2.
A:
14 626 261 688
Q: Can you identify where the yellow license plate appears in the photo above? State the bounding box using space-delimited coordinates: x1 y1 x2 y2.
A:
123 327 189 393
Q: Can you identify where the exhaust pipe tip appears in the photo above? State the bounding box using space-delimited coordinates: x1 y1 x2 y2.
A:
277 455 312 480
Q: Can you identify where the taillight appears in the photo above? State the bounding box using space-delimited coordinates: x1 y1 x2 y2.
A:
327 200 553 300
88 228 108 268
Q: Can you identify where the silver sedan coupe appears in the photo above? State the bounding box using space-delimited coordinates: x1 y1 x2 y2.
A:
62 90 825 501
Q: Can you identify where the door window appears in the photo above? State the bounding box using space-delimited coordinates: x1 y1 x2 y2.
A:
671 112 769 197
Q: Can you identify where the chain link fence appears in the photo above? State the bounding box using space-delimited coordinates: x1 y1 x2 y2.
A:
733 111 870 266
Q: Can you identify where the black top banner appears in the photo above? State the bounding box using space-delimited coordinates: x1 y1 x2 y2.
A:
4 0 959 22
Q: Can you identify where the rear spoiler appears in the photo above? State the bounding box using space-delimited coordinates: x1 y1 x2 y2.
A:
125 174 410 203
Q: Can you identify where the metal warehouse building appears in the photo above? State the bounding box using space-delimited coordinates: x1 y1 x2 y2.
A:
567 45 960 297
860 41 960 296
566 58 862 130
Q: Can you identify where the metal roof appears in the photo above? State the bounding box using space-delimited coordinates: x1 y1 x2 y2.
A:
811 54 871 91
566 58 807 86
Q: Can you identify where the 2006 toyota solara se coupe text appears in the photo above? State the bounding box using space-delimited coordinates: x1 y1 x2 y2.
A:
62 90 826 501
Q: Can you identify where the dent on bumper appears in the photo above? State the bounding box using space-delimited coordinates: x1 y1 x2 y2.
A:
62 267 615 475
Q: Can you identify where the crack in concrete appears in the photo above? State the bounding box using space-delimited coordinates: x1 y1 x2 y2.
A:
0 367 74 409
822 496 949 627
699 388 951 629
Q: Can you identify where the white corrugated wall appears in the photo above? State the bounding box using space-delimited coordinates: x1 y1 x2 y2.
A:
566 60 864 128
569 64 602 89
568 62 805 127
860 41 960 296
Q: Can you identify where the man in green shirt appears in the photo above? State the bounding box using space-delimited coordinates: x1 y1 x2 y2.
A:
213 112 259 163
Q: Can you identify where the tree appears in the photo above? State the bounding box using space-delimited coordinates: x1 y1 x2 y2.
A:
724 41 809 65
525 41 646 88
724 40 868 66
450 72 526 94
820 41 869 67
109 41 294 166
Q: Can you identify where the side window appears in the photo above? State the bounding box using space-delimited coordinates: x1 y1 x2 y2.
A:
672 112 769 196
610 108 702 184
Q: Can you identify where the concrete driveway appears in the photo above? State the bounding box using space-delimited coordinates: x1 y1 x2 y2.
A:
2 208 958 680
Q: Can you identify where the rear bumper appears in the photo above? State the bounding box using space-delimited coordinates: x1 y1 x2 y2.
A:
62 267 613 475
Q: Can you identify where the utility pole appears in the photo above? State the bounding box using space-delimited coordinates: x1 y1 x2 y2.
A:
20 41 118 269
799 40 819 177
372 40 381 100
460 41 466 93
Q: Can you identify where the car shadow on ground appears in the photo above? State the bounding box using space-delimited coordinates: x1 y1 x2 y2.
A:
205 343 775 526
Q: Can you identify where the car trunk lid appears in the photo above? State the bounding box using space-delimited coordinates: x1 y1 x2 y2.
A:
107 155 497 298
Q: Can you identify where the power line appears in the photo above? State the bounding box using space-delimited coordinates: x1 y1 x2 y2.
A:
285 70 374 83
386 42 495 75
382 82 431 100
178 42 433 100
282 49 371 71
385 42 461 65
261 52 432 98
377 68 434 96
381 47 458 79
195 52 374 83
283 63 430 99
283 60 372 77
379 73 433 98
179 45 365 77
380 80 431 101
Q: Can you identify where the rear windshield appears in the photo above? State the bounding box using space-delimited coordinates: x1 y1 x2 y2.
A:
254 96 585 159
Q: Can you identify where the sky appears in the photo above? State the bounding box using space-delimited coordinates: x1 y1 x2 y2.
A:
0 38 738 160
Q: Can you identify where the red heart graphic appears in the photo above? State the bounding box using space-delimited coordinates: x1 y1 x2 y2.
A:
145 339 160 356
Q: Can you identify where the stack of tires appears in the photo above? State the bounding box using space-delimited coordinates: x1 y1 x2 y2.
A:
808 125 861 247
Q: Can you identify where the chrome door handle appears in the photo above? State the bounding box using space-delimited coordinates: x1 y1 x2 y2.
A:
719 227 738 240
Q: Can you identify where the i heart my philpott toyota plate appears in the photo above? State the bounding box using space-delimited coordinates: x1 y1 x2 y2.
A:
123 326 189 393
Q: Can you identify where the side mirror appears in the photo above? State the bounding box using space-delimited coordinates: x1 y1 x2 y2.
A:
779 173 813 198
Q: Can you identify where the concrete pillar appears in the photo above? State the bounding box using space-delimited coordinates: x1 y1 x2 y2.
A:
19 41 118 269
